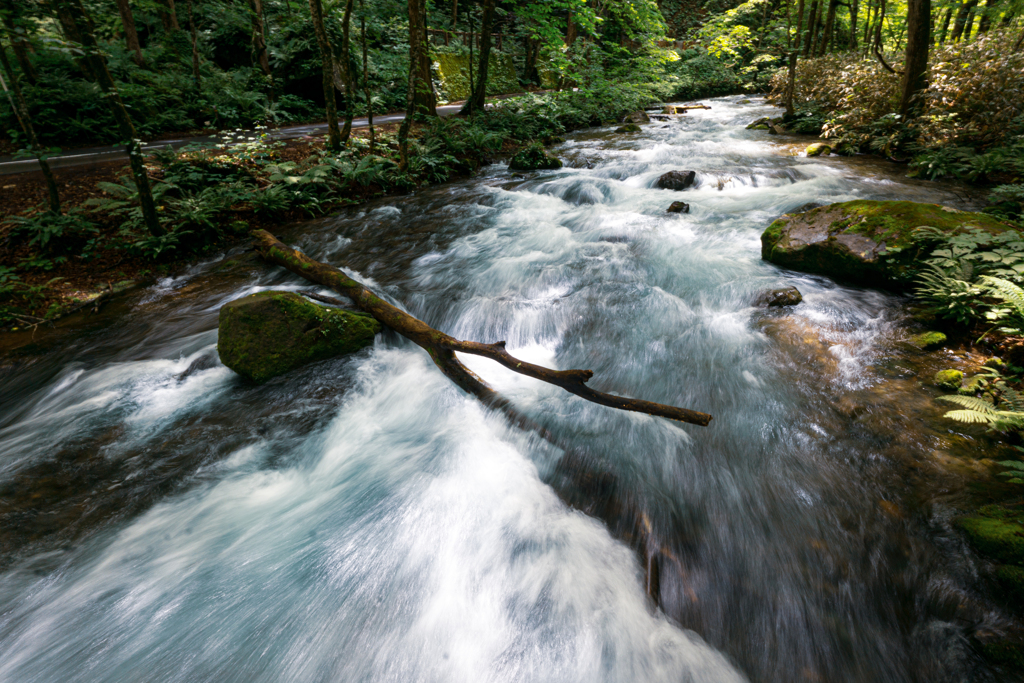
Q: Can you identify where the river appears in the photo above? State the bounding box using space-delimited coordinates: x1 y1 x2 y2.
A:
0 96 1018 682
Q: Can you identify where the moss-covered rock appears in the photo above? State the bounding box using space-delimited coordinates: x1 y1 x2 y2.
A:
746 117 770 129
615 123 642 133
508 143 563 171
959 375 986 394
955 505 1024 566
912 331 947 350
806 143 832 156
623 111 650 124
760 200 1012 289
996 564 1024 606
218 291 381 383
934 369 963 390
754 286 803 307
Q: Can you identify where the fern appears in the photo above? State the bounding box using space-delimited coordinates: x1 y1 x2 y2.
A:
937 394 999 413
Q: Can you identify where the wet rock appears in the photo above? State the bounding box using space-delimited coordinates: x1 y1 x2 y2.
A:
984 356 1006 369
912 331 947 350
746 117 771 129
177 353 219 381
622 110 650 124
959 375 985 394
615 123 642 133
806 142 832 157
934 369 963 391
754 286 803 307
667 201 690 214
218 291 380 383
656 170 696 191
768 123 786 135
542 135 565 145
508 142 563 171
760 200 1013 289
955 505 1024 566
996 565 1024 607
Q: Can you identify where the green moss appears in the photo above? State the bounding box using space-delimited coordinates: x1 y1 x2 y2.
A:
508 142 562 171
806 143 831 156
912 331 947 350
217 291 381 383
955 508 1024 566
934 369 963 390
981 640 1024 669
837 200 1009 249
996 564 1024 606
959 375 985 394
615 123 642 133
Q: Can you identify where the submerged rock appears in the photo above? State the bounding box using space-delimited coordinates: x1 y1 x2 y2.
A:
218 291 381 383
912 331 948 350
746 117 771 129
508 142 563 171
754 286 803 307
934 369 963 390
622 110 650 124
615 123 642 133
667 201 690 213
656 170 696 191
760 200 1012 289
806 142 831 157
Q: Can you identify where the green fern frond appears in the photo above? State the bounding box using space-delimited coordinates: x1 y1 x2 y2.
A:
997 460 1024 471
942 409 999 424
981 276 1024 315
936 395 998 412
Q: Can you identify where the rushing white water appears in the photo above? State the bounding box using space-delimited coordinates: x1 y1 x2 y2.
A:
0 97 1002 683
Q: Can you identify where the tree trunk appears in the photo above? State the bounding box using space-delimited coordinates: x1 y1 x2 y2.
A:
51 1 96 80
1 11 38 85
52 0 164 236
976 0 998 33
308 0 341 151
818 0 839 55
159 0 180 31
849 0 859 48
963 4 977 39
398 0 436 165
361 8 374 152
187 0 201 89
115 0 146 66
249 0 273 81
451 0 458 28
252 230 714 427
900 0 930 116
938 5 953 42
340 0 355 143
460 0 494 114
524 36 539 85
950 0 977 41
804 0 820 55
786 0 805 114
0 36 60 214
566 10 577 45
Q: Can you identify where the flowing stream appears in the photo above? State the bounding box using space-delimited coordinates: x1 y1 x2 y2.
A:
0 96 1019 683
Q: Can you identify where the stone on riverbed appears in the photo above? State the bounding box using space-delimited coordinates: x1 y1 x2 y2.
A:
806 143 831 156
760 200 1013 289
955 505 1024 566
218 291 381 383
754 286 803 307
508 142 563 171
656 170 696 191
667 201 690 213
912 331 948 350
934 369 963 390
615 123 642 133
622 110 650 124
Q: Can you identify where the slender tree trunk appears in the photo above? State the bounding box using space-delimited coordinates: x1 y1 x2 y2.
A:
938 5 953 41
1 12 38 85
566 10 577 45
1014 27 1024 51
804 0 820 55
187 0 201 89
963 5 977 38
785 0 801 114
976 0 998 32
340 0 355 143
900 0 931 116
159 0 180 31
757 0 771 48
115 0 146 66
950 0 977 40
850 0 859 48
308 0 341 150
52 0 164 236
451 0 458 28
51 1 96 80
0 37 60 214
406 0 437 117
461 0 494 114
863 0 874 46
249 0 273 86
819 0 839 54
361 8 374 152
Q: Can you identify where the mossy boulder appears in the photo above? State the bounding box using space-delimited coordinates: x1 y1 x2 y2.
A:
754 286 803 307
934 369 963 390
996 565 1024 607
806 142 832 156
508 143 562 171
760 200 1012 289
218 291 381 383
912 331 947 350
623 110 650 124
615 123 642 133
746 117 771 129
955 505 1024 566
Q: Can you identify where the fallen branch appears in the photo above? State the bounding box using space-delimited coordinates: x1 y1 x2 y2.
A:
254 230 712 426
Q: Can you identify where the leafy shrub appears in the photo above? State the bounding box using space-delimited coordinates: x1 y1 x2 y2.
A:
5 208 97 251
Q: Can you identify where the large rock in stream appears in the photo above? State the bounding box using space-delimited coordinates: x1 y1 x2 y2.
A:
761 200 1013 289
218 291 381 382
